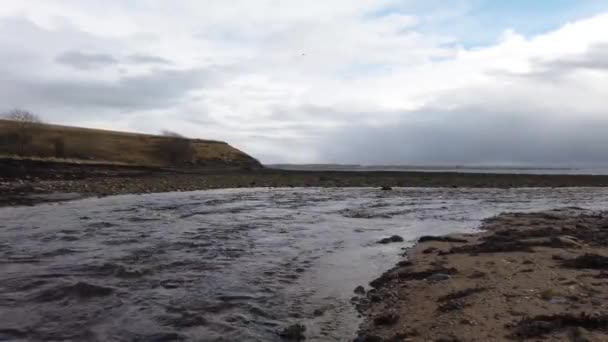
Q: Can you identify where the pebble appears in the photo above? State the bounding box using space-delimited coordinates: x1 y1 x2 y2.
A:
426 273 451 282
354 286 366 295
373 311 400 326
378 235 404 244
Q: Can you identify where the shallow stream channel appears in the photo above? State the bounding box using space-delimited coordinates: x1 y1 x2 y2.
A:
2 187 608 341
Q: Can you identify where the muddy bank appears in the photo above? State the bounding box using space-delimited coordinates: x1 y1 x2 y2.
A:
357 208 608 341
4 158 608 207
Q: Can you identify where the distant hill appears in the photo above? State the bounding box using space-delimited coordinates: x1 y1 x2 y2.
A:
0 119 261 169
266 164 581 175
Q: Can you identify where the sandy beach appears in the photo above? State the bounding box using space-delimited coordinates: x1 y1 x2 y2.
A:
356 208 608 341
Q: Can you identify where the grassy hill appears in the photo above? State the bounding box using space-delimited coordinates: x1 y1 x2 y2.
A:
0 119 261 169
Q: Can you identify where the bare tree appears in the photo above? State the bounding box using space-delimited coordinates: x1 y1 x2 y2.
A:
2 108 43 156
4 108 42 124
156 130 195 165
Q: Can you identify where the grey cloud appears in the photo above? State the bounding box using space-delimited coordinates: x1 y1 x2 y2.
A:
55 51 118 70
268 105 365 121
128 54 173 65
181 114 218 126
488 43 608 81
513 43 608 80
545 43 608 71
318 107 608 167
0 68 209 115
56 51 174 70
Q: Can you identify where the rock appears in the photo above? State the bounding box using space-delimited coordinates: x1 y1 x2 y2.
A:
373 311 400 326
378 235 404 244
354 285 366 295
568 327 592 342
423 247 438 254
438 299 467 312
392 329 420 339
426 273 451 282
380 186 393 191
562 235 580 242
526 320 554 333
419 235 468 243
353 334 384 342
370 294 382 303
279 324 306 340
460 318 477 326
548 296 568 305
313 308 324 317
562 253 608 269
552 236 583 248
540 288 562 300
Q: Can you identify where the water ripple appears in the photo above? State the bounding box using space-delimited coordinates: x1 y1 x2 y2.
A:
1 187 608 341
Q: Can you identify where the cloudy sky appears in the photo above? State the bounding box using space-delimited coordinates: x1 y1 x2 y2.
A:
2 1 608 166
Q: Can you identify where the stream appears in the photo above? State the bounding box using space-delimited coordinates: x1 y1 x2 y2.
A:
2 187 608 341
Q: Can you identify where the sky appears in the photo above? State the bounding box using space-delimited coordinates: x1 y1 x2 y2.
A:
1 1 608 166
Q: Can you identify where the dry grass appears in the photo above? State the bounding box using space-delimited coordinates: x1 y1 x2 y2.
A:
0 119 258 167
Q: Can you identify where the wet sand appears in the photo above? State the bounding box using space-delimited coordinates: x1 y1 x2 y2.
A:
356 208 608 341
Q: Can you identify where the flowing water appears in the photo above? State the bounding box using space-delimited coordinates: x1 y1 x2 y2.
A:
2 187 608 341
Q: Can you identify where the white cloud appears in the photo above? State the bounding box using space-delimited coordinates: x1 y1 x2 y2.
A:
0 1 608 165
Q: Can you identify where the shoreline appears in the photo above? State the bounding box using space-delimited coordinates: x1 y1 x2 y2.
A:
355 208 608 341
4 159 608 207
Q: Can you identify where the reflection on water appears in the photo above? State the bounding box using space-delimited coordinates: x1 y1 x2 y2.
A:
1 187 608 341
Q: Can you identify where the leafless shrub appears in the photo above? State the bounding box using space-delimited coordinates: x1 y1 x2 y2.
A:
2 108 43 155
